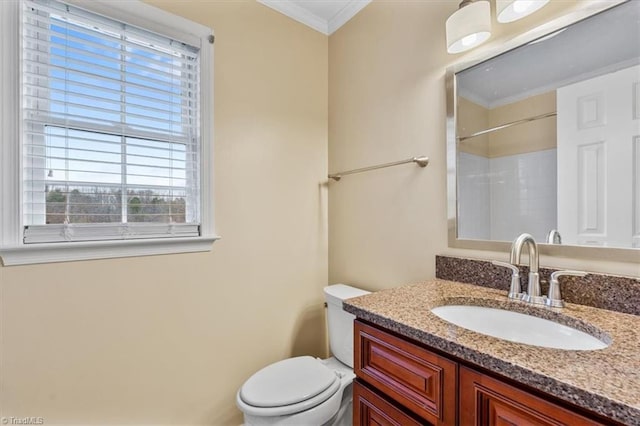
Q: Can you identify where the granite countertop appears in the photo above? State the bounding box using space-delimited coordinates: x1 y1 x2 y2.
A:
343 280 640 426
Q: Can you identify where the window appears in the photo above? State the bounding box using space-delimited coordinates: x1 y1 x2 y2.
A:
0 0 216 265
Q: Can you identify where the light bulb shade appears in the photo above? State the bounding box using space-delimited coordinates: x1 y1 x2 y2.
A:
446 1 491 54
497 0 550 23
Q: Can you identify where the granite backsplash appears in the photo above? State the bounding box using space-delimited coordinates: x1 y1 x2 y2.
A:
435 255 640 316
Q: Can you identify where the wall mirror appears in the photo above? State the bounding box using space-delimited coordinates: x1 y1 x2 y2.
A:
447 0 640 262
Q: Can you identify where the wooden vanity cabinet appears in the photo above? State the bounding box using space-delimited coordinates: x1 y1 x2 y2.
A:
354 320 457 425
353 381 424 426
459 366 602 426
354 320 608 426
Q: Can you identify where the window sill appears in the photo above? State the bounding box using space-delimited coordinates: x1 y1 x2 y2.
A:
0 236 220 266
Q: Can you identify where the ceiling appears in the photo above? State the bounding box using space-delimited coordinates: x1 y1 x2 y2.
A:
257 0 371 35
457 1 640 108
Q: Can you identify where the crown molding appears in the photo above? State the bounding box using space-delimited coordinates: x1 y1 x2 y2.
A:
257 0 371 35
328 1 371 34
258 0 328 34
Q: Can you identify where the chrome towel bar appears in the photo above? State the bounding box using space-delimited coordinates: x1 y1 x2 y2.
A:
328 156 429 181
457 111 557 142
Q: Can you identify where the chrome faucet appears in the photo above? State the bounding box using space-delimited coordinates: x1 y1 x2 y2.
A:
510 233 544 304
546 229 562 244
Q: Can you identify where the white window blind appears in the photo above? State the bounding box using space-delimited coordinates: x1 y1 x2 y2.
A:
22 0 202 244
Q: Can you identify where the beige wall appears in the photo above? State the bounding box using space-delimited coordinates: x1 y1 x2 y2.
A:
457 96 490 157
488 91 557 157
458 92 557 157
328 0 640 292
0 2 327 425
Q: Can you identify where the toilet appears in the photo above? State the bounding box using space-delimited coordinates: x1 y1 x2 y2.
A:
236 284 370 426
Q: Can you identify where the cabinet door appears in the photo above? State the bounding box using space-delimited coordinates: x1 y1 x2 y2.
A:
354 320 457 425
459 366 604 426
353 380 426 426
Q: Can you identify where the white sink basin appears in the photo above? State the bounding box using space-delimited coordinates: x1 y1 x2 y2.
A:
431 305 609 350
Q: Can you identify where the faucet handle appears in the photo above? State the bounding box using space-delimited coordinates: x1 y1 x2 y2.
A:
545 270 587 308
491 261 522 300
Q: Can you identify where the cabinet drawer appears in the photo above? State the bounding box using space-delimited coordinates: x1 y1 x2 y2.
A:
354 320 457 425
459 366 605 426
353 380 424 426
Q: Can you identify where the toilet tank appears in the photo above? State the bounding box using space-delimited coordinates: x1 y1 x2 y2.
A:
324 284 370 368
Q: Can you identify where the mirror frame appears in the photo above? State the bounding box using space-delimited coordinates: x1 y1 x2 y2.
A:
446 0 639 263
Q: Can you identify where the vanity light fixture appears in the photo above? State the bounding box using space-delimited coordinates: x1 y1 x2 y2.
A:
446 0 492 54
497 0 550 23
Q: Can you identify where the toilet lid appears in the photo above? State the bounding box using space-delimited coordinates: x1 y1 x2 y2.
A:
239 356 338 408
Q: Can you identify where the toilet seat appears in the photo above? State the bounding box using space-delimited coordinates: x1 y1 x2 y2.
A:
237 356 341 417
